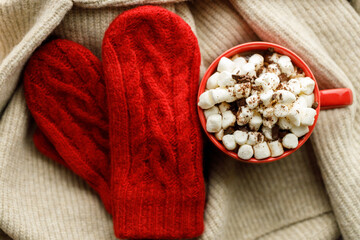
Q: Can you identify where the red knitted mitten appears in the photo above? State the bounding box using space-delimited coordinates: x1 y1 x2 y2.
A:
24 39 111 212
33 128 69 168
102 6 205 239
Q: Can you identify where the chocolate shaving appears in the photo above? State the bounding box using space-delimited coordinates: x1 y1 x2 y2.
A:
232 74 253 83
256 68 263 76
229 102 238 114
257 134 262 142
311 102 319 109
236 125 249 132
278 130 289 139
271 125 279 140
236 98 247 107
271 93 277 101
224 127 235 135
264 54 272 63
278 73 288 82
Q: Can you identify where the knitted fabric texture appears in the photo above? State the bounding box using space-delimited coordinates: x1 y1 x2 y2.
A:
1 0 360 240
24 6 205 239
102 6 205 239
23 39 111 212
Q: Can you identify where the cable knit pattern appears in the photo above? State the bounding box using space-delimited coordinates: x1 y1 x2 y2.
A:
102 6 204 239
23 39 111 212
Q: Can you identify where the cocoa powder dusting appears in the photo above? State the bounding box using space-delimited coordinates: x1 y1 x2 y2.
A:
252 85 263 91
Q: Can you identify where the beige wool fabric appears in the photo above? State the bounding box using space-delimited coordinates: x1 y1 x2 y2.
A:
0 0 359 239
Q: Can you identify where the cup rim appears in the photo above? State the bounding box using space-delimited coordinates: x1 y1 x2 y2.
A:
197 41 320 163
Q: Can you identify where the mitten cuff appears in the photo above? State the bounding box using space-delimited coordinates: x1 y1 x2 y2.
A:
113 184 205 239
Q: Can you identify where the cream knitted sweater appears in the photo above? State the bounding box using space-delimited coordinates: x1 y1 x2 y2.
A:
0 0 359 239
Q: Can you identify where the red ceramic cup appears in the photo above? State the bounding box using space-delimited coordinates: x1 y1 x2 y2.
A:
197 42 353 163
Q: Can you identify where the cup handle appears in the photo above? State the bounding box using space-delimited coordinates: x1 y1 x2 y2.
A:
319 88 353 110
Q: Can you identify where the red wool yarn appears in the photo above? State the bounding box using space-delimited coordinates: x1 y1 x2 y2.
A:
102 6 205 239
24 39 112 212
24 5 205 239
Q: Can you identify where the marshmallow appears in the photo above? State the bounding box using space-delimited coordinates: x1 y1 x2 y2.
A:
237 106 253 126
257 105 265 114
204 106 220 119
219 102 230 113
247 132 264 145
274 104 289 118
278 56 294 76
267 63 281 75
232 67 243 75
215 129 224 141
255 73 280 91
234 82 252 98
249 112 263 131
206 72 220 89
211 88 235 103
233 56 247 69
269 53 281 63
268 140 284 157
206 114 222 133
238 144 254 160
249 53 264 70
301 93 315 108
276 90 296 104
262 107 274 118
276 82 292 91
263 116 278 128
282 133 298 149
222 134 237 150
287 105 301 127
246 94 260 109
253 142 271 159
262 126 273 140
218 71 236 88
299 77 315 94
217 57 236 73
287 79 301 95
300 107 317 126
222 110 236 129
295 95 308 108
278 117 292 130
260 90 274 107
234 130 248 145
225 87 237 102
198 90 215 109
242 62 256 77
291 125 309 137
